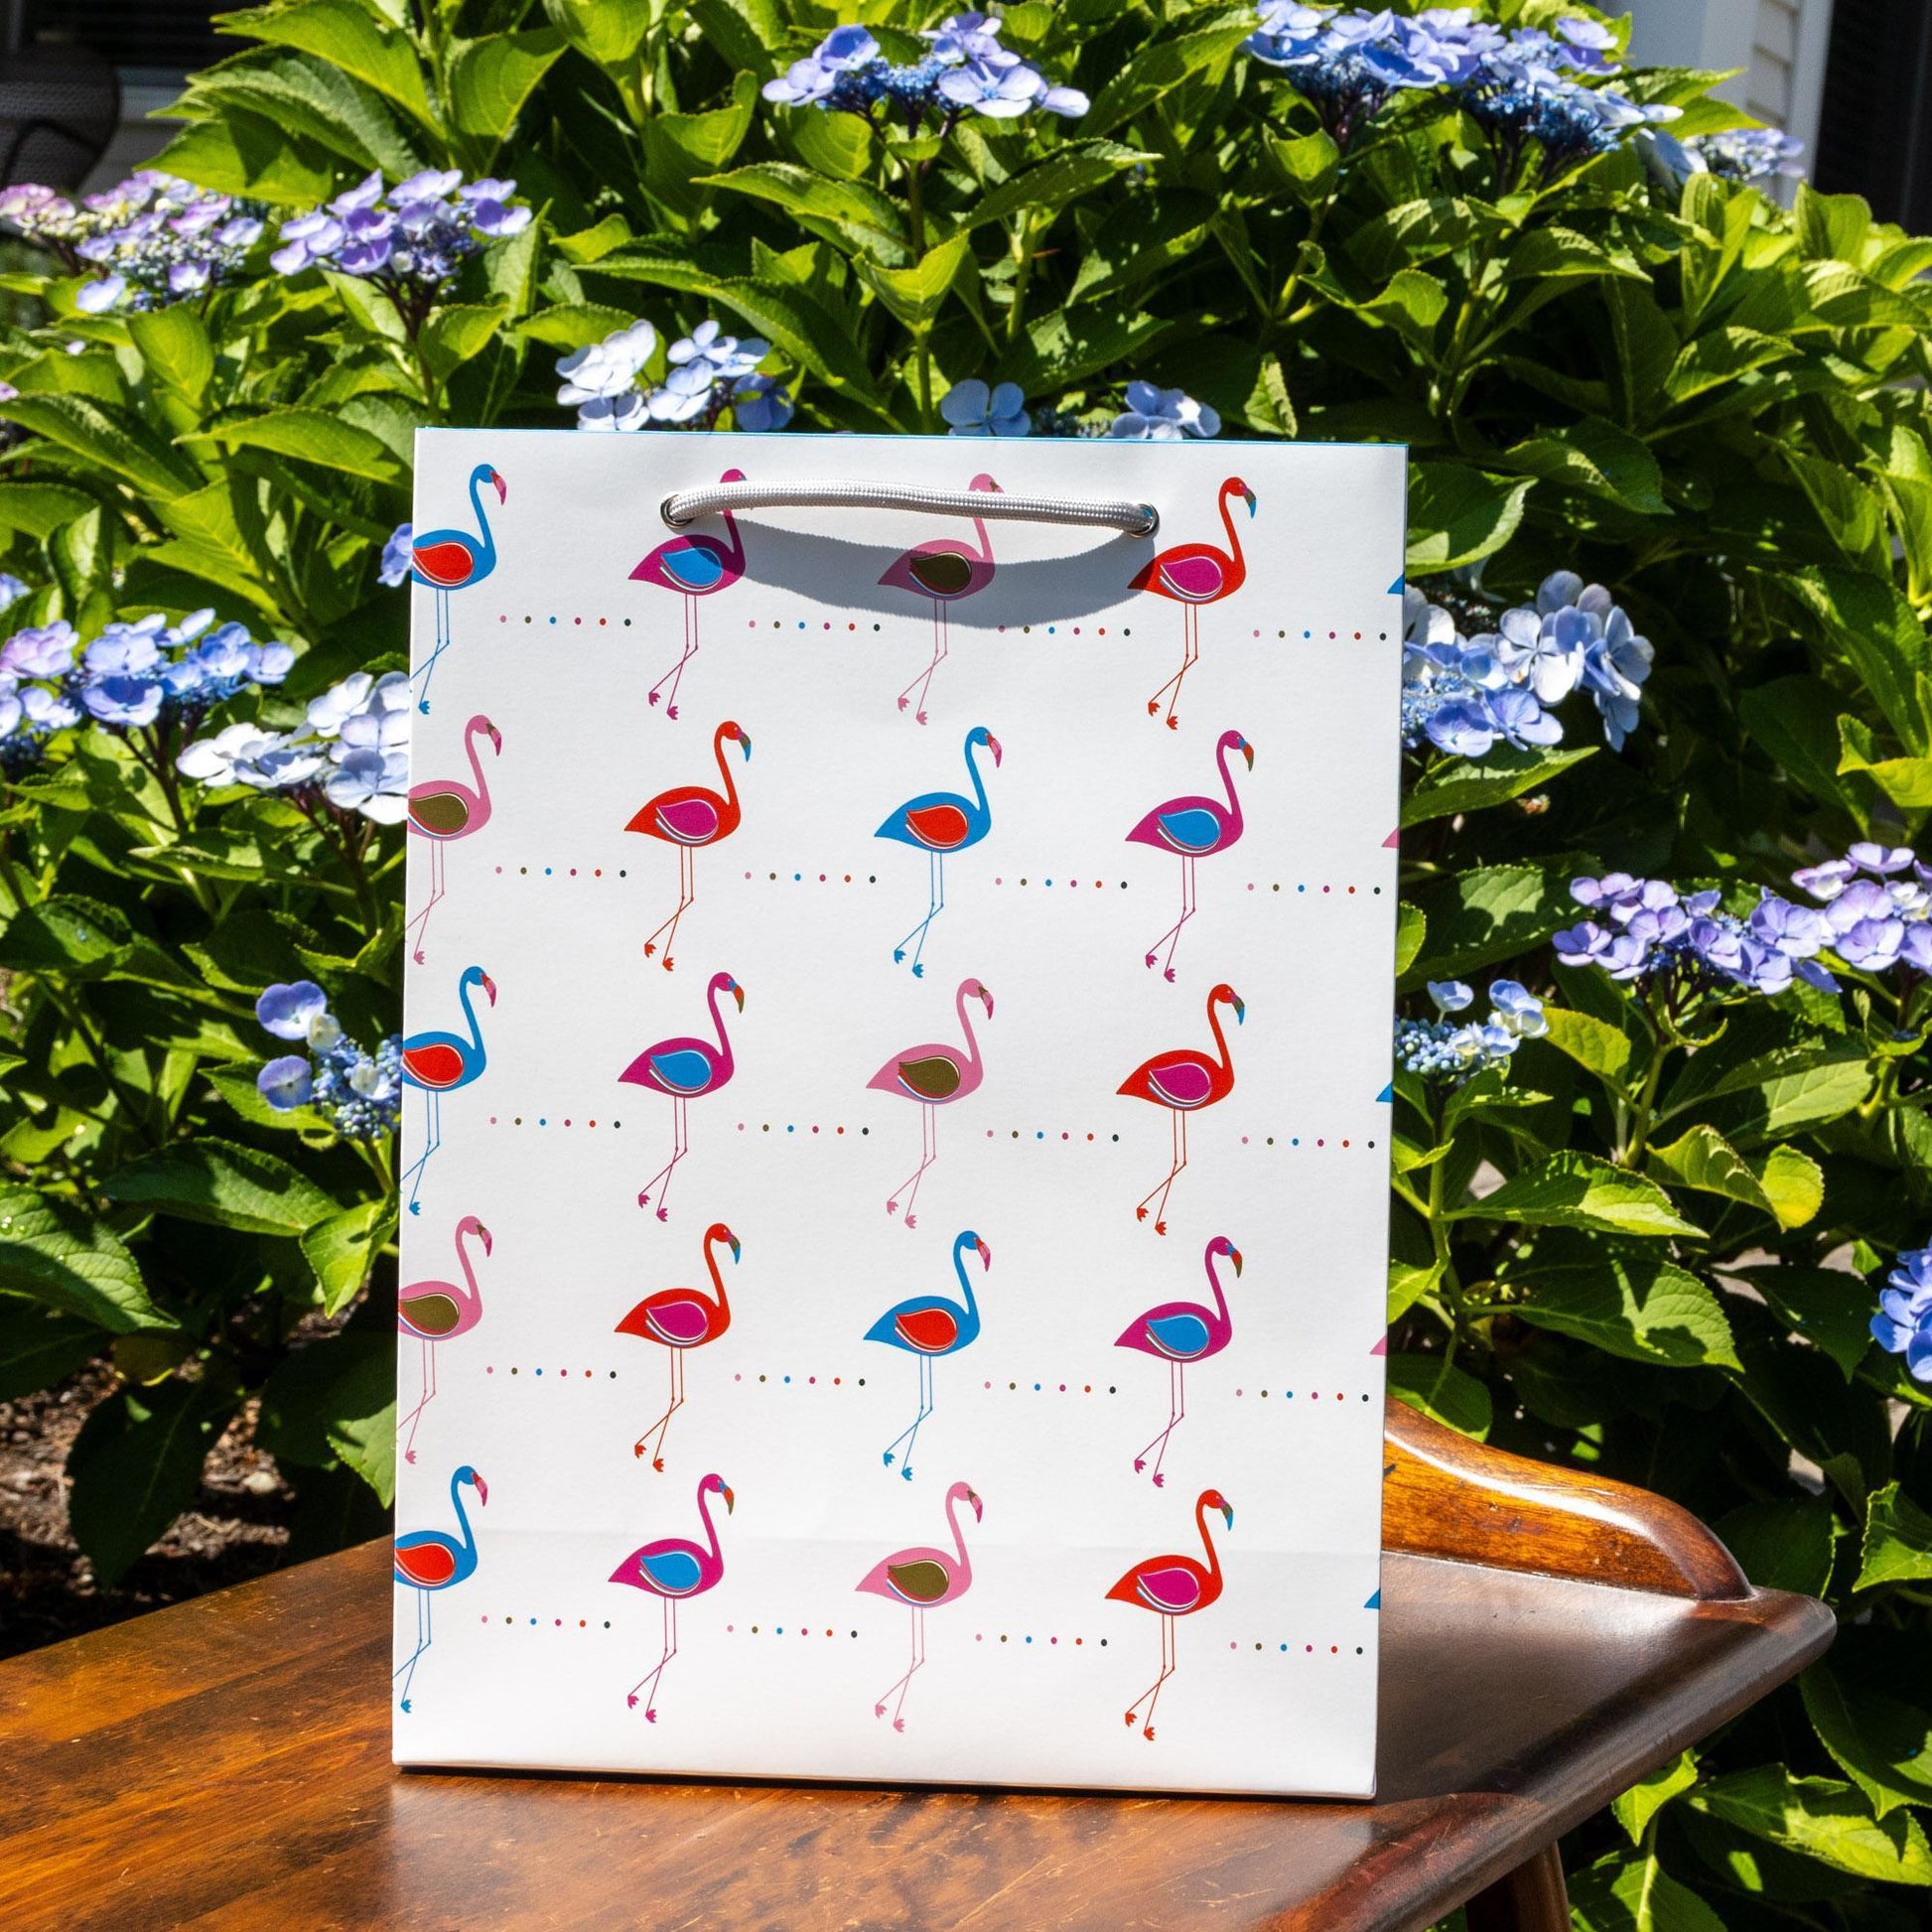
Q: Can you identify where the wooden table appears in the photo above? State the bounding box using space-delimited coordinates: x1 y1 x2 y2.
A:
0 1405 1834 1932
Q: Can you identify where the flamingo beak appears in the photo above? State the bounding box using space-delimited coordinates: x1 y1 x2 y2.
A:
978 984 995 1018
479 1224 494 1255
1220 1500 1234 1531
490 470 507 504
721 1483 736 1514
1242 487 1257 518
1229 1246 1243 1276
728 1234 742 1264
482 973 498 1006
987 733 1004 767
730 981 746 1013
738 730 753 761
1240 739 1254 770
488 725 503 755
1231 995 1246 1026
968 1489 984 1521
976 1238 992 1270
473 1473 489 1505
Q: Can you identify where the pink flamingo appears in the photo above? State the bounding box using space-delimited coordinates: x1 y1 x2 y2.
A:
620 970 743 1220
866 976 993 1229
1116 1234 1241 1486
409 463 503 714
1124 730 1252 982
1105 1486 1232 1741
610 1470 734 1721
625 720 751 970
1130 477 1256 730
855 1479 982 1730
396 1213 491 1465
1117 982 1244 1234
879 473 1001 723
630 467 748 720
405 714 501 965
617 1221 741 1470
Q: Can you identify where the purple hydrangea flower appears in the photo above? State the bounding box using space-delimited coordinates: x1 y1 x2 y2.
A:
379 522 414 588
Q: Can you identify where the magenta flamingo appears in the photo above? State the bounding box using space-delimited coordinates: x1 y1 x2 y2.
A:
396 1214 491 1465
879 473 1001 723
626 720 750 970
393 1463 485 1713
620 970 743 1220
866 976 993 1229
630 467 748 720
610 1470 734 1721
1124 730 1252 982
855 1479 982 1730
1105 1486 1232 1741
1116 1234 1241 1486
1117 982 1244 1234
406 714 501 965
617 1221 740 1470
1130 477 1256 730
409 463 504 714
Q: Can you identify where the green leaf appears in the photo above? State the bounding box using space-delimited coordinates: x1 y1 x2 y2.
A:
1688 1767 1932 1884
1541 1006 1633 1084
1787 567 1932 758
856 234 973 329
1788 451 1892 576
1386 1351 1491 1440
0 479 98 537
1664 326 1796 404
1404 464 1534 572
515 302 638 350
1083 15 1254 138
1394 900 1425 977
0 391 201 499
961 142 1156 235
0 894 132 980
218 0 436 128
1836 731 1932 811
553 213 633 265
421 301 510 380
1714 1497 1837 1595
0 1183 173 1332
698 163 906 257
1461 1155 1703 1237
151 109 343 207
1403 857 1587 986
1739 675 1861 815
1612 1752 1701 1846
104 1138 337 1238
257 1332 396 1504
1512 1248 1739 1369
0 1291 103 1402
447 29 567 146
1388 1254 1442 1322
1729 1265 1876 1380
1401 744 1595 826
1262 128 1338 205
303 1198 395 1317
179 53 425 179
543 0 653 67
128 305 214 405
1857 1482 1932 1590
192 407 405 483
1502 416 1668 515
67 1374 240 1586
1347 196 1484 280
1803 1668 1932 1819
1648 1125 1822 1230
1569 1850 1727 1932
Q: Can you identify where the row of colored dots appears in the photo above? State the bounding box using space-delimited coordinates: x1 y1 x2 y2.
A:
491 617 1388 642
483 1615 615 1626
482 1120 1374 1148
493 866 627 877
484 1367 621 1377
487 1118 623 1127
473 1619 1366 1655
477 869 1386 896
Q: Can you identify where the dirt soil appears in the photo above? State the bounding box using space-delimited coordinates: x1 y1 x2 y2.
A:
0 1359 297 1662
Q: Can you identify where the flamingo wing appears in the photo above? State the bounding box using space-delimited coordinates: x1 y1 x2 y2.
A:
395 1540 458 1588
1148 1057 1214 1110
653 796 722 845
398 1291 462 1338
1145 1311 1213 1360
642 1296 713 1346
645 1047 716 1094
1133 1562 1204 1614
901 803 972 851
408 788 471 837
636 1546 705 1596
411 538 479 589
645 539 727 594
401 1040 467 1090
1155 807 1223 855
1156 554 1227 603
886 1559 952 1604
908 550 975 597
896 1054 963 1102
894 1306 960 1353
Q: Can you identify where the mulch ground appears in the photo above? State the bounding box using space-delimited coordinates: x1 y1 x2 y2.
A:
0 1359 297 1661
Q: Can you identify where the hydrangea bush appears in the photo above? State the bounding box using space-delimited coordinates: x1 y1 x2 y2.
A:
0 2 1926 1915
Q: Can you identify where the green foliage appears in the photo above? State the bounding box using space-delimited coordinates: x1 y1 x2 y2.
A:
0 3 1927 1918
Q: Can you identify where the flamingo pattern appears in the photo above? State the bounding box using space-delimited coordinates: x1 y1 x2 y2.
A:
875 725 1001 977
1117 981 1244 1234
1131 477 1256 730
611 1470 734 1721
1105 1486 1232 1741
409 463 503 714
631 467 748 719
617 1222 741 1470
399 964 494 1217
864 1230 990 1478
855 1480 982 1730
1124 730 1252 982
406 714 501 965
396 1214 490 1464
620 970 743 1220
394 1463 485 1712
627 721 751 970
866 976 993 1229
1116 1235 1241 1486
879 473 1001 722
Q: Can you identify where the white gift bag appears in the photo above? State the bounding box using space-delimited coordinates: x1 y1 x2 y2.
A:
391 428 1405 1797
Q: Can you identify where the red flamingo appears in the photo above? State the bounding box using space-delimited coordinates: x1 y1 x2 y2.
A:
1124 730 1252 982
865 976 993 1229
409 462 504 715
406 714 500 965
393 1463 485 1713
1116 1234 1241 1486
620 970 743 1220
396 1213 491 1465
1117 981 1244 1234
855 1479 982 1730
617 1221 740 1470
1105 1485 1232 1741
610 1470 733 1721
630 467 748 720
626 721 751 970
879 473 1001 723
1130 476 1256 730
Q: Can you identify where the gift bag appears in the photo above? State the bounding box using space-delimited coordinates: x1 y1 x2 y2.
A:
391 428 1406 1797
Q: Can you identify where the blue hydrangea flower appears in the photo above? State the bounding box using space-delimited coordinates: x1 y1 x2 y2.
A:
1786 844 1932 979
252 986 400 1139
1107 380 1221 441
379 522 414 587
257 1054 315 1111
1691 127 1806 184
257 980 330 1041
1427 979 1473 1014
271 169 530 295
1556 874 1816 1001
1871 1244 1932 1382
941 377 1031 437
730 373 793 432
1488 979 1548 1036
1397 976 1547 1086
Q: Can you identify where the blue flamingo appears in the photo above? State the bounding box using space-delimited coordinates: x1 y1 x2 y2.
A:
875 725 1001 976
400 963 494 1217
409 463 504 714
393 1462 485 1712
863 1230 991 1479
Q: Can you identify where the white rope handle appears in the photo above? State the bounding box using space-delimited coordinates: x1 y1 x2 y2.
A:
661 479 1158 538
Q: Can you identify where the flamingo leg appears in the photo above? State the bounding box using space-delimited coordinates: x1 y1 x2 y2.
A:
1127 1617 1177 1741
1147 604 1191 725
650 596 699 720
1144 854 1199 982
644 844 695 969
395 1587 433 1711
628 1595 679 1720
412 590 452 716
897 599 949 724
875 1606 926 1731
407 838 448 967
882 1352 935 1478
1134 1357 1187 1485
1135 1107 1187 1232
638 1096 689 1219
893 850 944 978
399 1337 437 1465
402 1090 442 1218
635 1347 685 1470
889 1105 937 1230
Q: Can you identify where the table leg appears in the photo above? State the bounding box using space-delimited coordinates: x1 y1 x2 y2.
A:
1463 1845 1570 1932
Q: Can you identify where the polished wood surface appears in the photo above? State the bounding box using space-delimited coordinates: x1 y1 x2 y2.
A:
0 1404 1834 1932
